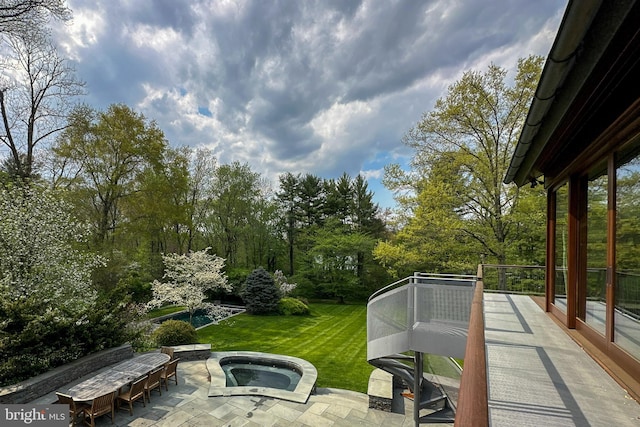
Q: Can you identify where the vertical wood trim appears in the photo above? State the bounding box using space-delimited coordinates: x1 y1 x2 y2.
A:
576 177 588 321
567 175 579 329
606 154 616 343
546 188 556 312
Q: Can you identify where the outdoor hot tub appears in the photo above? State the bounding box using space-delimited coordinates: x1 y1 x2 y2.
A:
207 351 317 403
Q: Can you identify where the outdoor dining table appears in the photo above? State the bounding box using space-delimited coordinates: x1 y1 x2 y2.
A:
65 352 170 401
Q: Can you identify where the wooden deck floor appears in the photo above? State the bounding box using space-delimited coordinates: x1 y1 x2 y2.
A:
484 294 639 426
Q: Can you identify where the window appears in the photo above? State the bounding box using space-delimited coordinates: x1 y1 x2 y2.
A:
585 172 607 334
554 183 569 312
615 153 640 359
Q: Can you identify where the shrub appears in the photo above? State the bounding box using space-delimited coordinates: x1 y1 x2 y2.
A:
289 275 317 299
207 267 249 305
241 267 281 314
0 298 136 386
295 296 310 306
278 297 310 315
152 320 198 346
116 274 152 304
273 270 297 296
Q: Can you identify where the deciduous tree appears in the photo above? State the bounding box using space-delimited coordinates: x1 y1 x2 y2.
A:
206 161 262 267
382 56 544 278
0 184 100 313
53 104 167 246
0 26 83 180
0 0 70 36
148 248 231 323
0 183 120 385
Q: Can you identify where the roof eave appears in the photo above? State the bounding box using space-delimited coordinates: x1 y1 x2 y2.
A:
504 0 603 187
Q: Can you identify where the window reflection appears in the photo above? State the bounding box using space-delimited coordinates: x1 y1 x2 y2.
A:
585 173 607 334
555 183 568 312
616 154 640 360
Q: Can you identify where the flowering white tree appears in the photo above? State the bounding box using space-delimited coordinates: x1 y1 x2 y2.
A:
0 184 101 314
0 183 111 385
149 248 233 323
273 269 297 297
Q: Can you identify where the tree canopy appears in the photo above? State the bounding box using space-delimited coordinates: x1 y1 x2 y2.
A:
0 23 83 180
0 0 70 36
378 56 547 277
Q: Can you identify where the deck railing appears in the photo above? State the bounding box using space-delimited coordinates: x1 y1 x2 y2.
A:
455 264 546 426
481 264 545 295
454 265 488 427
368 266 544 425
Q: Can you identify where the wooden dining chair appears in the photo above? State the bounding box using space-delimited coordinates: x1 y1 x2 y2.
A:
116 376 146 416
56 392 89 426
81 390 115 427
160 346 175 360
161 358 179 390
144 367 164 402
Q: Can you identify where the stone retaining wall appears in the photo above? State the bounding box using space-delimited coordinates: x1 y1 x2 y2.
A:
368 368 393 412
171 344 211 361
0 344 133 404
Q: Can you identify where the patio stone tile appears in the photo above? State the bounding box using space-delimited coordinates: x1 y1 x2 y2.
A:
208 401 237 419
363 406 389 426
307 401 330 415
241 408 280 427
132 407 170 421
401 417 416 427
332 416 377 426
153 409 195 426
157 396 183 407
226 396 261 412
324 402 352 418
274 422 305 427
296 410 335 427
382 412 409 427
266 402 304 421
347 408 368 419
126 417 159 427
273 398 306 411
222 416 251 427
219 409 243 423
182 413 225 426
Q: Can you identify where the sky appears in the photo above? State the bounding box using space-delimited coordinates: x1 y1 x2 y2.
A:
50 0 568 209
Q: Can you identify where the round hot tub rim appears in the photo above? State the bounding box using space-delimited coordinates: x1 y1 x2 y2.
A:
207 351 317 404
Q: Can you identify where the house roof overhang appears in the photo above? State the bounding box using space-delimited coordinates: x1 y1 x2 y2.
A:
504 0 640 187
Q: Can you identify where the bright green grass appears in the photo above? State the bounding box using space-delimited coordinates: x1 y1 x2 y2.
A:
197 303 374 393
147 305 186 319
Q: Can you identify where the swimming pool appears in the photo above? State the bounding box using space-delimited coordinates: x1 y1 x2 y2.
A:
207 351 317 403
155 305 245 329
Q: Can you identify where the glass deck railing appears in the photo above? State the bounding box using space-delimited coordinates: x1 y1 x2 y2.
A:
481 264 545 295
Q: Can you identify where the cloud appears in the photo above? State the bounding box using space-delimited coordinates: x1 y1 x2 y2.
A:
52 0 566 207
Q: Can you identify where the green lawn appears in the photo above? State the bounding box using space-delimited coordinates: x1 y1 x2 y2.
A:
197 303 374 393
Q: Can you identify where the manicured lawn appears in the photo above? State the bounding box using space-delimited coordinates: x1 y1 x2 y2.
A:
197 303 374 393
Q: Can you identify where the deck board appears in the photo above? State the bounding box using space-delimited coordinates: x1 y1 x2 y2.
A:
484 293 639 426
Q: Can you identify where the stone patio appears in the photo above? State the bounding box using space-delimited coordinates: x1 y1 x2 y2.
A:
55 359 423 426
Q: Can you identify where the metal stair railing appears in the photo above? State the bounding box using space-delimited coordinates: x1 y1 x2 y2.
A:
367 272 477 426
